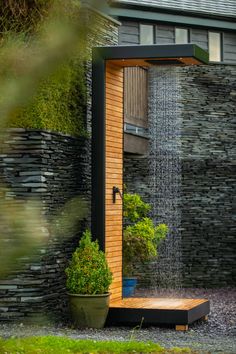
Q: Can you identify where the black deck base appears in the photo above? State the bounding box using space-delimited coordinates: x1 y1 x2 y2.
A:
106 298 210 327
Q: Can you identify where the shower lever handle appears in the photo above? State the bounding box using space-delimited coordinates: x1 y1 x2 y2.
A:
112 186 122 203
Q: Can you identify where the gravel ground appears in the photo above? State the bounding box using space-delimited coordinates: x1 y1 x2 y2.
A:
0 288 235 354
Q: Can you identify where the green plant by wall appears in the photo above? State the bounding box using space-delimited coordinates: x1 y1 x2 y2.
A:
7 57 87 137
123 193 151 222
124 218 168 261
123 193 168 277
65 230 112 294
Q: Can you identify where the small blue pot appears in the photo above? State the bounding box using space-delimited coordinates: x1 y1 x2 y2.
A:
122 277 137 297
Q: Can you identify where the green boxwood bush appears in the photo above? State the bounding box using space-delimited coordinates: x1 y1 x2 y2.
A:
65 230 112 294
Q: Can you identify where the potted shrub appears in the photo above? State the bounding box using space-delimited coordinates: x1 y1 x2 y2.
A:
65 229 112 328
123 193 168 296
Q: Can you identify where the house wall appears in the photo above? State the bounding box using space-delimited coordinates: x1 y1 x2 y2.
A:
119 20 236 64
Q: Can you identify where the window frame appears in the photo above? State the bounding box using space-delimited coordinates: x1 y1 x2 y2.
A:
175 27 190 44
208 31 223 63
139 23 155 45
124 123 148 138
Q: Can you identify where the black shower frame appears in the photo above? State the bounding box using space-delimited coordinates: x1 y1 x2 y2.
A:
91 43 209 251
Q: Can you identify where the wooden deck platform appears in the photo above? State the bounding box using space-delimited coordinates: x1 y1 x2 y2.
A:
107 298 210 330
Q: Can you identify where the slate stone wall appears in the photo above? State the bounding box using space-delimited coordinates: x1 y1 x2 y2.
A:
124 154 150 202
179 64 236 287
0 129 90 321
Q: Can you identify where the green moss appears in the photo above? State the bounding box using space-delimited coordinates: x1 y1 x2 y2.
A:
7 57 87 137
0 336 193 354
1 0 87 137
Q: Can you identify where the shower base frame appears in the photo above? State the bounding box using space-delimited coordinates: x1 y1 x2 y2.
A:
107 297 210 330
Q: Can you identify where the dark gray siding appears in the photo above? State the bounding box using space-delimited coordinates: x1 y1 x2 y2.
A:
155 25 175 44
190 28 208 51
118 21 139 45
224 32 236 63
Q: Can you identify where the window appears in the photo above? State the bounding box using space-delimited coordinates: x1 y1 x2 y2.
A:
140 24 154 44
208 32 222 62
175 28 189 44
124 123 148 138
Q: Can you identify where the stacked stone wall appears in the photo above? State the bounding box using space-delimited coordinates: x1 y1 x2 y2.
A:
123 154 150 202
0 129 90 321
179 64 236 287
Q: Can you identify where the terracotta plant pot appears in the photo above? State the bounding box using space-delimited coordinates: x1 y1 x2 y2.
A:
68 293 110 328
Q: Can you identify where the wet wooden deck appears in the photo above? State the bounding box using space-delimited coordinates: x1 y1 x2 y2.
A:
107 297 210 330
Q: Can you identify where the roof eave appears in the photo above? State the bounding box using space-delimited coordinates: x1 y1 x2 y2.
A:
108 0 236 22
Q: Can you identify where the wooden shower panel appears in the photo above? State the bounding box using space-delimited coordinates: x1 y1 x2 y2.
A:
105 62 124 302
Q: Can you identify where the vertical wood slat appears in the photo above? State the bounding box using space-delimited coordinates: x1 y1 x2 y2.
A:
124 67 148 127
105 62 124 302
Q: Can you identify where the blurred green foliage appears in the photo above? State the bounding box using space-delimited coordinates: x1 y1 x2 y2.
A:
0 0 87 137
51 197 88 239
0 189 46 278
0 0 53 34
0 0 86 34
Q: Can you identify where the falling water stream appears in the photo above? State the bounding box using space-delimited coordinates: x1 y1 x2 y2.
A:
148 66 182 290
